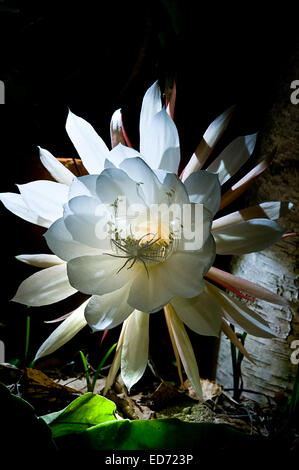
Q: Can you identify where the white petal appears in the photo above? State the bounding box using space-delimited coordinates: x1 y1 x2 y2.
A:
18 180 69 222
15 254 64 268
220 154 272 210
68 175 99 199
110 109 126 148
119 157 167 205
84 283 134 331
67 254 140 296
103 320 128 395
163 173 190 204
39 147 74 186
141 108 180 172
161 238 215 297
214 218 285 255
212 201 293 232
171 289 222 337
35 301 88 360
165 304 202 399
203 106 235 148
108 143 140 167
45 217 101 261
96 167 145 206
222 319 254 363
153 168 168 183
206 266 288 306
183 170 221 216
121 310 149 391
12 263 77 306
128 264 173 313
128 236 215 313
139 80 162 154
66 109 109 174
207 134 257 185
104 159 116 169
64 196 111 251
0 192 51 228
177 206 214 252
206 282 275 338
181 106 235 180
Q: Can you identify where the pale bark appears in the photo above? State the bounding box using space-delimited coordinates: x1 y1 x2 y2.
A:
216 49 299 401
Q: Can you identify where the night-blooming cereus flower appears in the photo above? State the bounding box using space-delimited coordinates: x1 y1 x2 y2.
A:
45 160 215 316
0 81 292 398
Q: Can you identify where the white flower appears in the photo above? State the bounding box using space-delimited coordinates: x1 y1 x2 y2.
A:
1 81 292 397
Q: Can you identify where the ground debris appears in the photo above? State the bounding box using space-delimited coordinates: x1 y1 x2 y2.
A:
0 363 81 414
106 388 154 420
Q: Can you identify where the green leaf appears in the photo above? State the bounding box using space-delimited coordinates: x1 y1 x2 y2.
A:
80 418 255 451
39 392 269 455
41 392 117 438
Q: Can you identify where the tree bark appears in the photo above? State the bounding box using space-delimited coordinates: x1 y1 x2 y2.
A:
216 48 299 402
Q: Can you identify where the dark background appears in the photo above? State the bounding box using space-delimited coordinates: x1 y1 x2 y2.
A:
0 0 298 381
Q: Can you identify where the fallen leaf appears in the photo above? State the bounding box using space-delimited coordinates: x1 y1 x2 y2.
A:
184 379 222 401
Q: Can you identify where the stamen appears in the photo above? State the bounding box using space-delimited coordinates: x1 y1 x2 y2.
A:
106 229 175 277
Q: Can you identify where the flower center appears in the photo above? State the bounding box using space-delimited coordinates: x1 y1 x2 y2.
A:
107 219 175 276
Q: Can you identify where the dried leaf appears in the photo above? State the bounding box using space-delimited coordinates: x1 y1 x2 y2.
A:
184 379 222 401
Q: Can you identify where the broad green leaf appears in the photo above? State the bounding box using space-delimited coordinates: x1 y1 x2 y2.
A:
41 392 117 438
75 418 257 451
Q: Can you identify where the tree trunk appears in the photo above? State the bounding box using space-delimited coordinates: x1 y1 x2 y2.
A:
216 48 299 402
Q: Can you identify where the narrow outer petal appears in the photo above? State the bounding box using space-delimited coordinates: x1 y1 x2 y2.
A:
212 202 293 232
214 219 285 255
39 147 74 186
206 282 275 338
110 109 126 148
139 80 162 155
15 254 64 268
103 320 128 395
206 266 289 306
164 303 203 399
34 301 88 360
66 109 109 174
219 151 274 210
141 109 180 173
222 319 254 363
17 180 69 223
207 134 257 185
0 192 51 228
12 263 77 306
181 106 234 180
121 310 149 392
